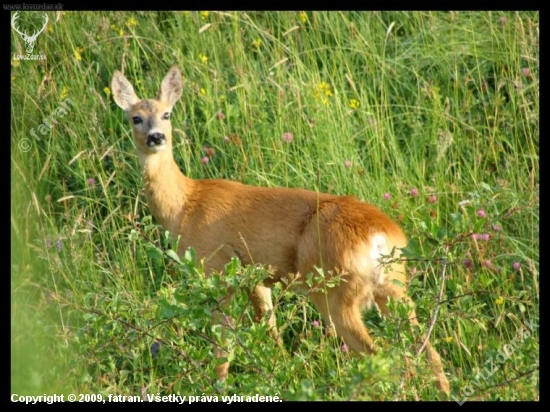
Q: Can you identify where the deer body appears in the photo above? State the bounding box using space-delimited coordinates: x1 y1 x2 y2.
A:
112 65 450 396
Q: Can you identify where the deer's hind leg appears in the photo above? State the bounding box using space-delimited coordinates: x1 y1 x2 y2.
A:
374 269 450 395
309 279 378 355
211 291 234 382
248 284 282 345
201 253 237 382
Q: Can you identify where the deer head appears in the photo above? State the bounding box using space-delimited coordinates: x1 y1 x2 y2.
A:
12 12 49 54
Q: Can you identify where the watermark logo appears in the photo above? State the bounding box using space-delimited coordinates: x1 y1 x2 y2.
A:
11 11 48 60
18 98 75 152
452 318 538 405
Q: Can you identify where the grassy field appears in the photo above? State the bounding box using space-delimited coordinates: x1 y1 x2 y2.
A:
11 11 538 402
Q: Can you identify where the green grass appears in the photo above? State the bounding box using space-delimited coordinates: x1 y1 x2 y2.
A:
11 11 538 401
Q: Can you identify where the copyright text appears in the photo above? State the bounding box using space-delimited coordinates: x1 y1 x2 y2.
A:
11 393 283 403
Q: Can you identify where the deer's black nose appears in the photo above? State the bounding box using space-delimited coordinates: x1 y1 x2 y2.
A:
147 133 166 147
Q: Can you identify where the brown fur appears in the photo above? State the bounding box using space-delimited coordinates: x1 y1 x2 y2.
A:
111 65 450 396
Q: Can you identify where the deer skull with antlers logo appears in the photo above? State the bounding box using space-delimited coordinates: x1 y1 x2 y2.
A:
11 12 49 54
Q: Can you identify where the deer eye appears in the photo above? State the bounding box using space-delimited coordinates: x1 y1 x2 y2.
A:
162 112 170 120
132 116 142 125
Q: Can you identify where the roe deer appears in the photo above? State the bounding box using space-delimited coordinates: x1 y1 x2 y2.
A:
111 65 450 396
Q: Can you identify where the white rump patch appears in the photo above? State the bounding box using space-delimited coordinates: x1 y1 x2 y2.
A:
369 234 390 285
352 234 390 287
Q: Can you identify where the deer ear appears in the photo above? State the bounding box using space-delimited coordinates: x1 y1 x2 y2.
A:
159 65 183 107
111 70 140 111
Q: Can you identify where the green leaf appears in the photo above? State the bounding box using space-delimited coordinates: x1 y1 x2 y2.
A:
480 182 493 192
128 229 138 241
157 299 184 320
224 257 240 276
144 242 163 260
165 249 182 264
401 238 422 260
184 247 196 264
174 293 187 304
391 278 405 288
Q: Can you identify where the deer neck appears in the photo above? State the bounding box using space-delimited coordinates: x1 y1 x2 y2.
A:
137 147 193 233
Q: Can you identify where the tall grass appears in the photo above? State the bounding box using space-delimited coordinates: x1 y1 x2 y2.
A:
11 11 538 401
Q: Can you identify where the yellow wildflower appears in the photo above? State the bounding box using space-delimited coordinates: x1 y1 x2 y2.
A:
200 11 209 20
12 59 20 67
73 47 83 61
252 38 262 49
198 53 208 64
126 17 137 27
200 88 206 95
12 75 16 81
495 296 505 305
314 81 333 104
103 87 111 97
349 99 360 110
110 24 117 31
299 11 308 23
60 86 68 100
47 25 53 33
444 337 453 343
119 29 124 36
318 82 333 96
